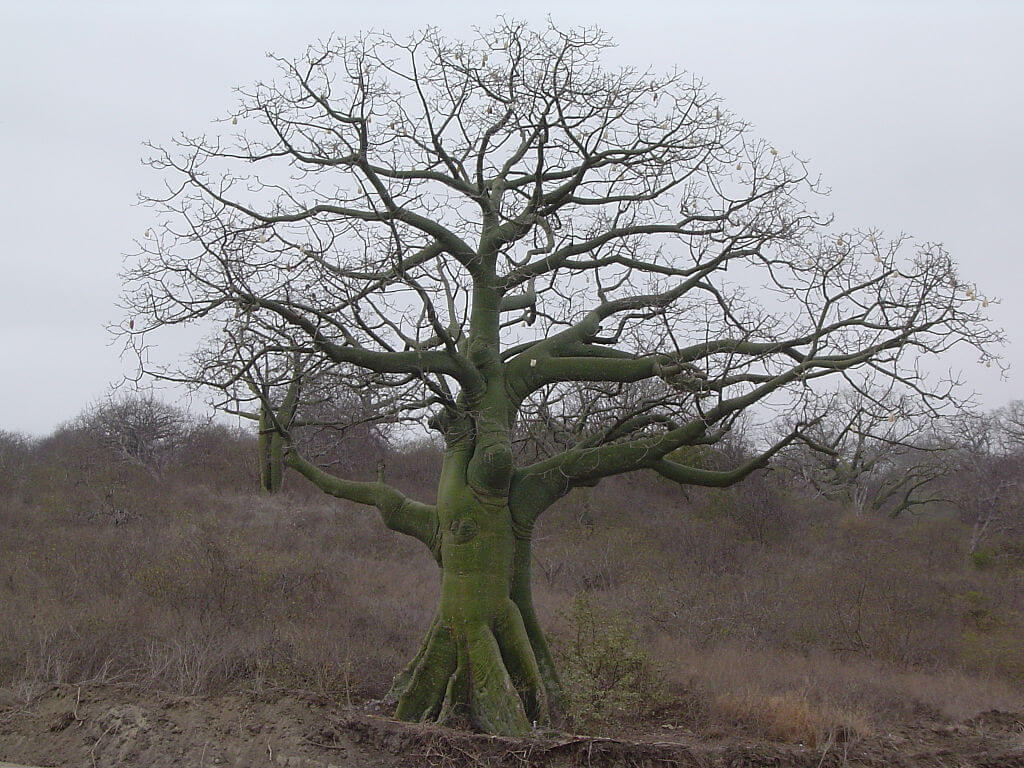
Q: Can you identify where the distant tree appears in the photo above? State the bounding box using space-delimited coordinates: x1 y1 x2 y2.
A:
0 429 31 466
79 392 197 477
0 430 32 495
787 388 956 518
991 399 1024 452
940 406 1024 553
119 22 1000 734
225 354 304 493
221 351 394 492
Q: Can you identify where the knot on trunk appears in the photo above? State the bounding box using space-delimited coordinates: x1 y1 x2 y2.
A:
469 443 513 494
448 516 480 544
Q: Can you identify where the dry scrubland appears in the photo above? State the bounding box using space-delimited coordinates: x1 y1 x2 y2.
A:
1 422 1023 749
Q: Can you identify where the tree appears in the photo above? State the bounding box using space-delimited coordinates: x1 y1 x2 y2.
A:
786 388 956 518
225 353 396 493
119 21 1000 734
79 391 198 478
0 430 32 496
940 405 1024 554
991 399 1024 453
224 353 304 493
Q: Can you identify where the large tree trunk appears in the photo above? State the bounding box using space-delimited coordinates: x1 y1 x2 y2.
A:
388 305 566 735
388 472 561 734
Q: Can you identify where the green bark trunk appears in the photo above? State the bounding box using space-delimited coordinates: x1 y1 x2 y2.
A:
258 406 275 493
379 278 568 734
510 534 566 722
391 491 557 734
255 361 302 494
257 405 285 493
388 434 564 734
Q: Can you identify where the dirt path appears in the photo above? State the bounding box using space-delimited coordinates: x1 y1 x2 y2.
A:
2 684 1022 767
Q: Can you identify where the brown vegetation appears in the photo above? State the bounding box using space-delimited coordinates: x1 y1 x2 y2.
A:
1 407 1023 755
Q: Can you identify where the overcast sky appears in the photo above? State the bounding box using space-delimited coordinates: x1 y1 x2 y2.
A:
2 1 1021 436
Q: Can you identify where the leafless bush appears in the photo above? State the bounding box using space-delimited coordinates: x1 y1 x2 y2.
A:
76 391 202 477
0 430 33 501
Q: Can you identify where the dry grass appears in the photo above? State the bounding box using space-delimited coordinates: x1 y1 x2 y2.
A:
708 690 867 746
0 441 438 703
1 424 1023 743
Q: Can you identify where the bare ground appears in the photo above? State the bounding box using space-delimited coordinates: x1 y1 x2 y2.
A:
2 684 1022 768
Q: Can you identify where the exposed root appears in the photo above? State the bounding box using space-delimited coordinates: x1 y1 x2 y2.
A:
437 642 470 728
336 710 709 767
393 603 548 735
465 621 531 736
511 543 569 727
384 617 438 706
395 623 457 722
494 600 549 724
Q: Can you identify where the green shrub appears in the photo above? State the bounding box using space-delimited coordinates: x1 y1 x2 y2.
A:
554 593 665 725
970 548 996 570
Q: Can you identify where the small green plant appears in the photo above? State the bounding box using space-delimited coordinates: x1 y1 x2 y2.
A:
555 594 664 725
970 548 996 570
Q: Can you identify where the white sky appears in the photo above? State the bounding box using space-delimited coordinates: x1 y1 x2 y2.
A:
1 0 1021 436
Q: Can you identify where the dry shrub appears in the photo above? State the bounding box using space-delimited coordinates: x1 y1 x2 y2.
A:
960 629 1024 681
710 690 867 746
536 523 655 594
699 470 807 545
0 438 437 701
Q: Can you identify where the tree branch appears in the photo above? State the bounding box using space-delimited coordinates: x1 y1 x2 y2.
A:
285 449 441 559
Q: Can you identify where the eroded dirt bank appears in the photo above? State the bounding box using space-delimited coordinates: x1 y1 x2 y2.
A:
2 685 1022 768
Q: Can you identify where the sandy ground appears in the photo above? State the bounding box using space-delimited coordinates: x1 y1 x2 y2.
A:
2 684 1023 767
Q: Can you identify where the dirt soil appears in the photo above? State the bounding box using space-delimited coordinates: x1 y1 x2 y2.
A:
2 684 1023 768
